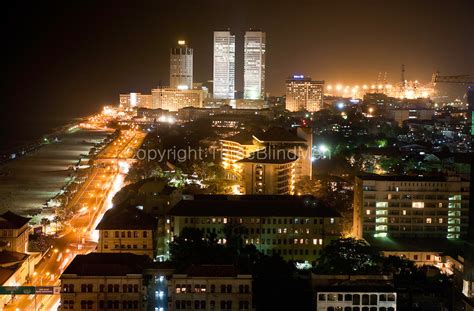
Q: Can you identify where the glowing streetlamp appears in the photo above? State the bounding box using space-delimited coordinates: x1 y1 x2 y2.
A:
318 145 331 159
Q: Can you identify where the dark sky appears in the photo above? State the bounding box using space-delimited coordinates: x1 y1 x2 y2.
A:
3 0 474 125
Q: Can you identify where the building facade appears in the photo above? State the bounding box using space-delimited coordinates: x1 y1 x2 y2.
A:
151 87 205 111
96 206 158 258
168 265 253 311
244 31 265 100
0 211 31 253
220 127 313 188
213 31 236 99
170 41 193 90
353 174 470 239
60 253 149 311
313 274 397 311
165 195 342 264
119 93 152 109
237 148 297 195
285 75 324 112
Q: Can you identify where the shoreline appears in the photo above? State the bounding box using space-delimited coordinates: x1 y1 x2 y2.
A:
0 117 89 166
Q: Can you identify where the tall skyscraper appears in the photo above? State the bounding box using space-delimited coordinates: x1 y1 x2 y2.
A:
213 31 235 99
244 31 266 100
285 75 324 112
170 40 193 89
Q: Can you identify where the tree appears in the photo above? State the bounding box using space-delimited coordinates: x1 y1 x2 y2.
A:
294 176 322 196
314 238 381 274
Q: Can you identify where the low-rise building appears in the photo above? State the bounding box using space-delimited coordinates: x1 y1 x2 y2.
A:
152 87 206 111
353 174 470 239
165 195 342 265
96 206 158 258
0 250 34 307
0 211 31 253
312 274 397 311
168 265 253 311
60 253 150 310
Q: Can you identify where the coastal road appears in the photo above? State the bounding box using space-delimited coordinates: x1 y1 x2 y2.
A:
3 128 146 311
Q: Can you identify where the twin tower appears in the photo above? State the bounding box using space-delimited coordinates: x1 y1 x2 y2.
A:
170 30 266 101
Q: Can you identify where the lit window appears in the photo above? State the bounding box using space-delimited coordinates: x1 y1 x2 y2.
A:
402 210 406 215
330 218 335 224
313 239 317 245
426 218 432 224
438 218 443 224
412 202 424 208
366 210 371 215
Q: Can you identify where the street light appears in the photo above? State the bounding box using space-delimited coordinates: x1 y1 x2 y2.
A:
318 145 331 160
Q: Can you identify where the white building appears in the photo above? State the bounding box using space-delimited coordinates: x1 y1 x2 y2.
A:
313 274 397 311
213 31 235 99
244 31 265 100
285 75 324 112
170 41 193 90
151 88 205 111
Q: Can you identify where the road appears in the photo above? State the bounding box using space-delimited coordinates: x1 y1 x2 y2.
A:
4 128 146 311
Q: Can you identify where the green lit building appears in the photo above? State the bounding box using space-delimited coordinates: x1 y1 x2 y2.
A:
353 174 470 239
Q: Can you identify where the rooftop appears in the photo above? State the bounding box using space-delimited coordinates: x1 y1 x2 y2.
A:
366 237 474 259
0 250 28 265
357 173 467 182
0 211 30 229
169 195 341 218
221 131 257 145
96 206 158 230
62 253 150 277
254 127 306 143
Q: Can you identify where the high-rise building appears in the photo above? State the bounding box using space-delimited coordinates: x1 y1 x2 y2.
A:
285 75 324 112
170 40 193 89
244 31 265 100
213 31 235 99
353 174 470 239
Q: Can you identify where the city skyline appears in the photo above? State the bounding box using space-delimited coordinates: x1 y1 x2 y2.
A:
3 0 473 132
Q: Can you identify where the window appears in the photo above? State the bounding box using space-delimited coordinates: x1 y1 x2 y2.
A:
143 244 147 249
134 284 139 292
115 231 119 238
108 284 113 292
221 285 226 293
362 294 369 305
114 284 119 292
87 284 93 292
210 285 215 293
344 294 352 301
104 231 109 238
143 231 148 238
330 218 335 224
121 231 125 238
227 285 232 293
134 231 139 238
369 294 377 305
127 231 132 238
353 294 360 305
328 293 337 301
99 284 105 292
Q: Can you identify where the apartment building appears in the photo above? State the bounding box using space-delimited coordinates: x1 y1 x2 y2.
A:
164 195 342 265
353 174 470 239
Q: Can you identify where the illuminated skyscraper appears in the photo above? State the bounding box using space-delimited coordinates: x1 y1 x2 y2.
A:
244 31 265 100
213 31 235 99
170 40 193 89
285 75 324 112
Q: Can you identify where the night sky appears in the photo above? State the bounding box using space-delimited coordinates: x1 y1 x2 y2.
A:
2 0 474 145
